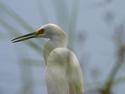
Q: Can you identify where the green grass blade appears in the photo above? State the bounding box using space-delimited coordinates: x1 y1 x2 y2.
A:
0 18 42 55
68 0 80 48
52 0 68 30
35 0 49 23
0 1 34 32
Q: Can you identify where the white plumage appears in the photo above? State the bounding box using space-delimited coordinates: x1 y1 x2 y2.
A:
12 24 84 94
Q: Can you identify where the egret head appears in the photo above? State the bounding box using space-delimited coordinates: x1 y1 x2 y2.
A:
12 24 66 43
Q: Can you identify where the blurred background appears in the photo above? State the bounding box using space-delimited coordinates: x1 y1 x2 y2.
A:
0 0 125 94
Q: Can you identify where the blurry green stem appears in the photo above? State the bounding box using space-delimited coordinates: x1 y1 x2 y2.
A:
0 18 42 55
20 61 34 94
0 1 33 32
68 0 80 49
101 47 125 94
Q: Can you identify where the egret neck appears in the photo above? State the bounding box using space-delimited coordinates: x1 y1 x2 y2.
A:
43 31 68 63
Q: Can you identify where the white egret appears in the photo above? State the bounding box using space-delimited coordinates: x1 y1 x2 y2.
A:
12 24 84 94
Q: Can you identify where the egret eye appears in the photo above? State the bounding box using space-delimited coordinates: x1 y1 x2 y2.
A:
37 28 45 35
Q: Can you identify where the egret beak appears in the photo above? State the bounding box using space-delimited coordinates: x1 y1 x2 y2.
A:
11 28 44 43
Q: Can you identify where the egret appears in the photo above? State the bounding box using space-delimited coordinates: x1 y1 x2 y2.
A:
12 24 84 94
